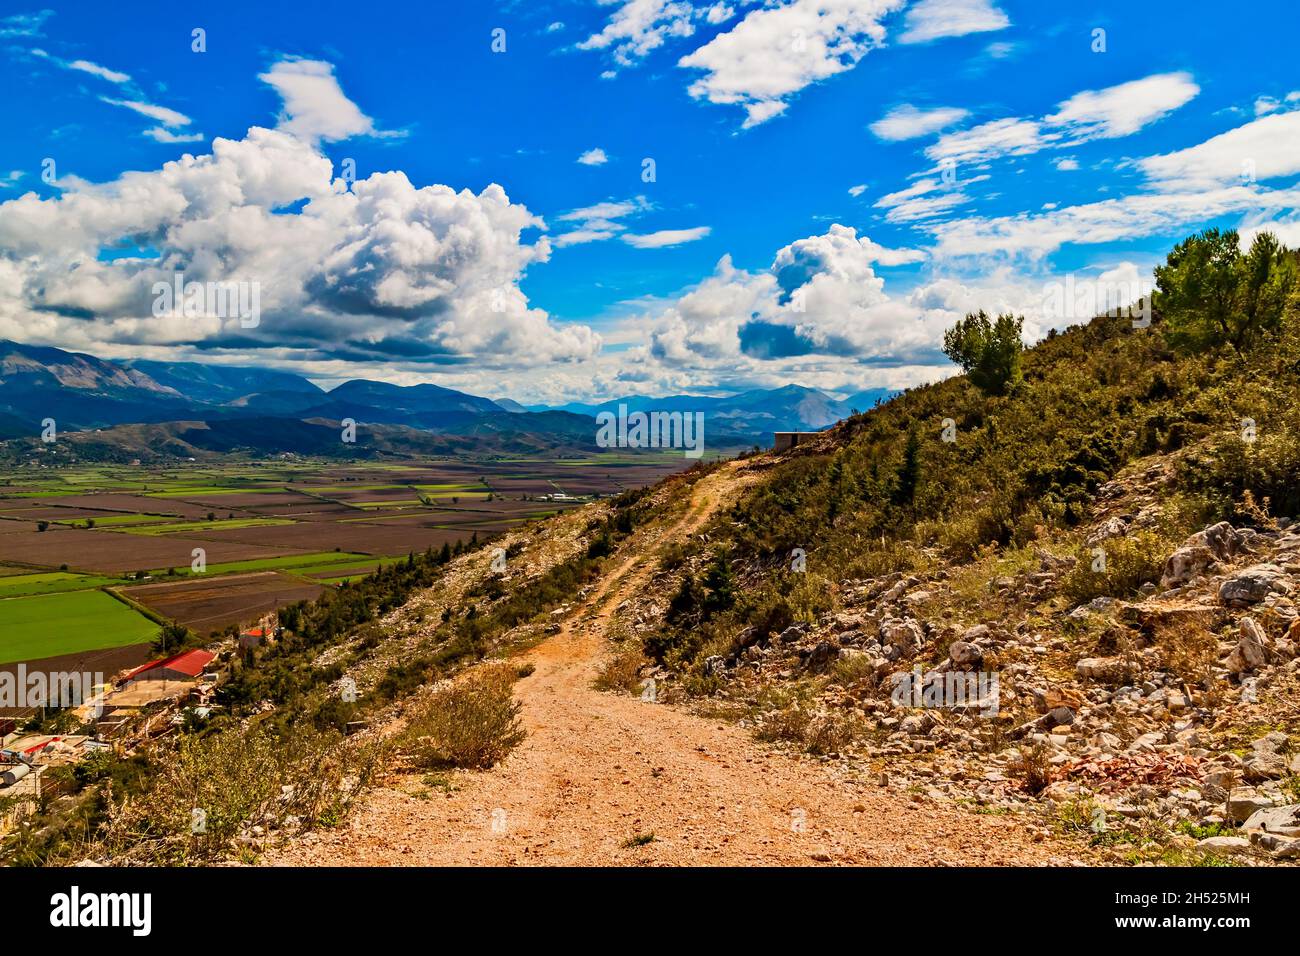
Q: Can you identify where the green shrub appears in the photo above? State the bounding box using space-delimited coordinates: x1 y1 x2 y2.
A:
942 310 1025 396
1060 531 1168 603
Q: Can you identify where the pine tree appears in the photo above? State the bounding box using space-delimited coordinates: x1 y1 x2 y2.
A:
893 427 922 508
942 310 1025 395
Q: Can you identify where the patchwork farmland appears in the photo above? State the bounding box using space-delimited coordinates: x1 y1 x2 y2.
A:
0 455 687 675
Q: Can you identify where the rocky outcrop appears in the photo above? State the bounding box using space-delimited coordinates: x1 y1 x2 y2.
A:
1086 516 1129 547
880 617 924 660
802 641 841 673
1242 732 1291 781
1225 616 1271 674
1219 564 1293 607
1076 656 1137 682
1242 804 1300 837
1161 521 1243 588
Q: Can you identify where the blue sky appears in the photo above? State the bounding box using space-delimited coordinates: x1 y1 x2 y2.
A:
1 0 1298 403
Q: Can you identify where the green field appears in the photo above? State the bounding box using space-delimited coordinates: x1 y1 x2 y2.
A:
54 514 174 528
0 591 158 663
0 456 687 640
307 484 406 493
120 517 296 536
0 571 127 599
313 573 371 585
289 558 391 576
142 487 279 497
145 550 372 577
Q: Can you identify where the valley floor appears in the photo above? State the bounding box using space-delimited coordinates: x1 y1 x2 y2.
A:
269 463 1091 867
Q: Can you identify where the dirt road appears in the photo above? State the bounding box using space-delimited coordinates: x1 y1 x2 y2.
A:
271 462 1083 866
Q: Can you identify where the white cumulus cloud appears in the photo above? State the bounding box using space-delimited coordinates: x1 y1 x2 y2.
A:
898 0 1010 45
871 103 971 141
0 62 595 371
258 58 401 144
578 0 697 68
678 0 904 128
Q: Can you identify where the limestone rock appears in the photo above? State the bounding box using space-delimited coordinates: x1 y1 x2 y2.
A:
1076 656 1134 682
881 617 924 659
1161 522 1242 587
1242 732 1290 781
1196 836 1251 853
1069 596 1118 620
1219 564 1292 608
1227 789 1273 822
1086 516 1129 547
777 623 809 645
804 641 841 673
1241 804 1300 837
1224 616 1271 674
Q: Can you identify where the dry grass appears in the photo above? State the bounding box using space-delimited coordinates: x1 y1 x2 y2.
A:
1009 740 1053 795
90 727 386 865
403 661 526 770
1156 620 1220 690
754 704 813 746
593 643 649 694
830 652 877 688
754 700 863 756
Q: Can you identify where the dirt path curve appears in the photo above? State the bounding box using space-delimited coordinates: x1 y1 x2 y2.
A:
271 462 1082 866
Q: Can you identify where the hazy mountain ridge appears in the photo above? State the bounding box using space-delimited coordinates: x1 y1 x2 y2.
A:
532 384 900 432
0 340 888 457
118 358 325 404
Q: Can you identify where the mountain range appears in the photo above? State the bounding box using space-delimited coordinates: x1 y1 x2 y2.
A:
531 385 896 431
0 339 897 460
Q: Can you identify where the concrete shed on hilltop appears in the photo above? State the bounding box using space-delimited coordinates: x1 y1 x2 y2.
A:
773 431 823 453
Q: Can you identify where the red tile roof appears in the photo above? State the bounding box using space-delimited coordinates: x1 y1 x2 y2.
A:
121 649 215 683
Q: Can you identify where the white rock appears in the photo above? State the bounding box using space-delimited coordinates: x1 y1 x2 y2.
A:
1241 804 1300 837
1227 789 1274 822
1196 836 1251 853
1225 616 1271 674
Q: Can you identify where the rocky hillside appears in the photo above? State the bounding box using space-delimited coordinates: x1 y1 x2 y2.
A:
592 237 1300 865
10 232 1300 868
614 464 1300 864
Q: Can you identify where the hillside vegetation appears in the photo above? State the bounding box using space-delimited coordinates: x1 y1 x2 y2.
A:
645 229 1300 672
7 229 1300 867
604 229 1300 865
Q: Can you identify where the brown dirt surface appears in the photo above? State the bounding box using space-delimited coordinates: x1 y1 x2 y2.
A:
0 526 310 574
270 462 1091 867
121 570 325 633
